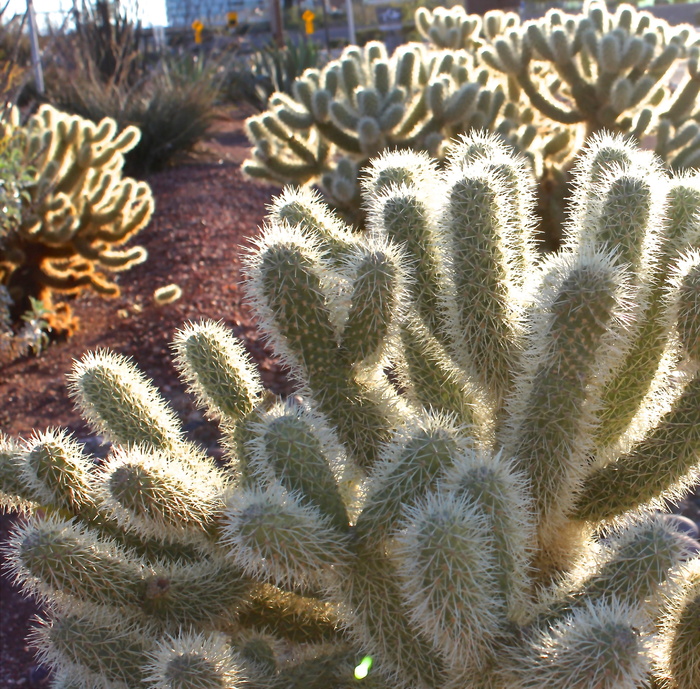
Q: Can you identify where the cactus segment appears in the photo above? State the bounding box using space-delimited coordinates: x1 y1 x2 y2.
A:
509 601 650 689
172 320 263 425
655 559 700 689
249 402 351 531
68 350 185 452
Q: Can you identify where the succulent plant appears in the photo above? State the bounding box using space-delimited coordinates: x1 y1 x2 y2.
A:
242 39 542 220
244 1 700 249
0 104 153 335
415 5 518 52
2 132 700 689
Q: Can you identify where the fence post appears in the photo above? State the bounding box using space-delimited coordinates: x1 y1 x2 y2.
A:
345 0 355 45
26 0 44 95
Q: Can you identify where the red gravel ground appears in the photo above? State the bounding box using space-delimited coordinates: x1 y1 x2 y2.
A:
0 107 294 687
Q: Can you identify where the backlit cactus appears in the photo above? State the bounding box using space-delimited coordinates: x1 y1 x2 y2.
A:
243 39 539 217
0 104 153 333
245 1 700 248
2 133 700 689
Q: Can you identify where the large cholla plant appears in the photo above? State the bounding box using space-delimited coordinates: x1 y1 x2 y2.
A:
0 104 153 335
244 1 700 247
3 132 700 689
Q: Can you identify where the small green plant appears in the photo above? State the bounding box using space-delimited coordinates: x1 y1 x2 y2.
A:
0 288 51 363
0 124 51 361
47 52 221 177
2 132 699 689
0 122 32 244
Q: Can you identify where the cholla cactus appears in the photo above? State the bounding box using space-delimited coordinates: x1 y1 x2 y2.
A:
245 1 700 250
243 40 540 216
415 6 519 51
3 133 700 689
480 1 696 139
0 104 153 333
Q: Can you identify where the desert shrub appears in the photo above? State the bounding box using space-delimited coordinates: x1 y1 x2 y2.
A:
42 3 219 176
251 38 322 105
69 0 144 87
220 38 324 111
2 132 699 689
244 0 700 248
51 53 221 176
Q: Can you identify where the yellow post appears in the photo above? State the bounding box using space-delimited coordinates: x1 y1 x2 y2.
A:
302 9 315 35
227 11 238 28
191 19 204 44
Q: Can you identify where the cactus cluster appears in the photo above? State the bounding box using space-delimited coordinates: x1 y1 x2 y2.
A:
415 5 518 52
244 1 700 246
243 32 546 219
2 132 700 689
0 104 153 335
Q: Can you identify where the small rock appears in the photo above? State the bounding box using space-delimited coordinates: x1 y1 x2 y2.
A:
664 513 700 540
26 665 50 689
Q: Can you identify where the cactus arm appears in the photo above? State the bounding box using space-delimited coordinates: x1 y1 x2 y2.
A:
397 317 481 430
443 451 534 624
515 64 586 125
592 296 674 449
145 632 256 689
655 559 700 689
68 349 186 454
17 430 97 515
354 413 463 545
339 240 405 367
393 488 504 668
249 404 351 531
504 251 635 564
98 446 225 544
439 158 523 410
267 186 356 261
316 120 364 154
543 514 693 623
508 601 650 689
364 175 448 346
341 546 446 688
33 607 154 688
221 485 349 589
574 251 700 522
172 320 263 426
572 372 700 522
236 583 342 645
245 224 400 471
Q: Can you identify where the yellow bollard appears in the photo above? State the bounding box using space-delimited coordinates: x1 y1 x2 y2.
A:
302 9 315 35
192 19 204 44
227 11 238 28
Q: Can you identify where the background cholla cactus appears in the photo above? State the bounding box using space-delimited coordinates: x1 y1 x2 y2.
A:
242 37 546 222
0 104 153 335
244 1 700 249
2 132 700 689
415 6 519 52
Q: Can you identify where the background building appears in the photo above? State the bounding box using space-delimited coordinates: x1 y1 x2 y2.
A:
165 0 266 27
